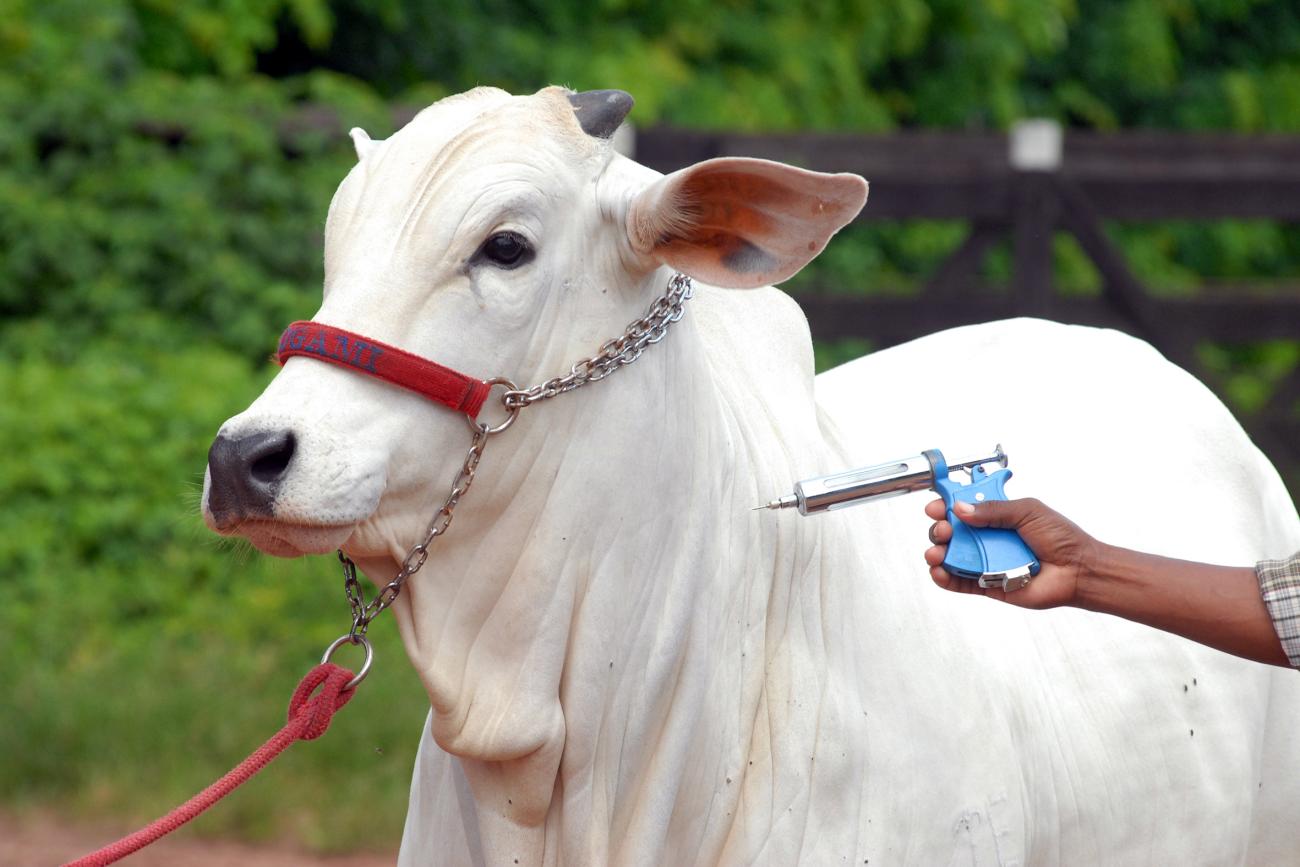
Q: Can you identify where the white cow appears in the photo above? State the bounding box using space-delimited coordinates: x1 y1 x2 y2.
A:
203 86 1300 865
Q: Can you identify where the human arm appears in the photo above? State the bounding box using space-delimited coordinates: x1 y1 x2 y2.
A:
923 497 1292 668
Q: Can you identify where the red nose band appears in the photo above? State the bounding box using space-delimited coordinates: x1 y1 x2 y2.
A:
277 321 492 418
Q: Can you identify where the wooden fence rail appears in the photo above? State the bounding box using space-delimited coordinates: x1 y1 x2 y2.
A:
634 126 1300 500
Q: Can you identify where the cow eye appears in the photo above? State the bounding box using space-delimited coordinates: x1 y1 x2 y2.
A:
478 231 533 269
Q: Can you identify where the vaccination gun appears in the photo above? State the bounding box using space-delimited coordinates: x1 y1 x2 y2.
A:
755 445 1040 591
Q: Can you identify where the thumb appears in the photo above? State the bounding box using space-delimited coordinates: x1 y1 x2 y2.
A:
953 498 1041 529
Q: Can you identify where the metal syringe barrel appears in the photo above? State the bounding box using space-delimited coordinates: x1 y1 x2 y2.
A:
790 452 938 515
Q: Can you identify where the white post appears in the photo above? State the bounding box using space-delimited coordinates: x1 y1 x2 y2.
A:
1010 119 1063 171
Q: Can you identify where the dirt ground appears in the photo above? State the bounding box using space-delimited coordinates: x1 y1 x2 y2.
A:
0 810 397 866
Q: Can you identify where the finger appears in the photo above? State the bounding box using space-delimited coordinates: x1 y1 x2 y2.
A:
927 521 952 545
954 497 1043 529
929 563 984 595
924 498 947 521
928 563 954 588
924 544 946 567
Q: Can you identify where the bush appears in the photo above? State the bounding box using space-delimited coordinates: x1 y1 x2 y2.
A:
0 334 427 850
0 1 390 359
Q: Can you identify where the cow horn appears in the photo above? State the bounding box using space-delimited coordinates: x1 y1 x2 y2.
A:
567 89 635 139
350 127 380 160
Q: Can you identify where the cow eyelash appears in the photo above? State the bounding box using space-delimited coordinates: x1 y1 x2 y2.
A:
476 230 534 270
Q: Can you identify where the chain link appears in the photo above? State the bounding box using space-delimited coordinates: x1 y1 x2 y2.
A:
336 273 693 644
502 273 693 409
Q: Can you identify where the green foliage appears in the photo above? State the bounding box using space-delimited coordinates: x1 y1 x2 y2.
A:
0 0 383 359
298 0 1300 310
1200 340 1300 413
0 335 427 850
299 0 1300 135
6 0 1300 358
305 0 1076 130
814 337 874 373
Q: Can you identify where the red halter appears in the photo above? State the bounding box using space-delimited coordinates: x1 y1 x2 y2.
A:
277 321 491 418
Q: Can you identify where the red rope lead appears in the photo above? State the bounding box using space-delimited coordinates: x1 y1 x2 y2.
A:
64 663 357 867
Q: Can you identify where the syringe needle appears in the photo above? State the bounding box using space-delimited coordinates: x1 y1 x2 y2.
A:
752 494 798 512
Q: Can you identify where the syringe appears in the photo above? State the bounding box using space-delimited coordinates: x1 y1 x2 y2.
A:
755 446 1008 515
755 445 1040 591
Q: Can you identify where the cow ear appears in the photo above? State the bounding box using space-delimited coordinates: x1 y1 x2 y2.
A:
350 127 380 161
626 157 867 289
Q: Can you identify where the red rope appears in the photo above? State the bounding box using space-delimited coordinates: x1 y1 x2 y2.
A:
64 663 357 867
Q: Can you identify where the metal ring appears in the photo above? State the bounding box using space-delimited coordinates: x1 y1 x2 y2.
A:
465 377 521 436
321 633 373 690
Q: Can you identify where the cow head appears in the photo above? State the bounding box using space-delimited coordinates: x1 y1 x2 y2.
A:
202 86 866 570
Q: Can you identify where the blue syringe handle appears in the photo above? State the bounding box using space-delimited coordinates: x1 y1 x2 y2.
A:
925 450 1041 584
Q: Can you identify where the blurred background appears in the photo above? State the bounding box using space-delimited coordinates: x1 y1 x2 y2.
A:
3 0 1298 860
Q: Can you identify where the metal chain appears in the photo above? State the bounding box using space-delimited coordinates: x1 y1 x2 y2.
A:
502 272 694 409
341 425 488 638
335 273 694 648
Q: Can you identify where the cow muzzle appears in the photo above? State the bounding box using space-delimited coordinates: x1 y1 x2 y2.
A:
205 429 297 528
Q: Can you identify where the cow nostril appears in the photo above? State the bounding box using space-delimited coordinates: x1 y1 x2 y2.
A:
250 432 295 483
207 429 297 524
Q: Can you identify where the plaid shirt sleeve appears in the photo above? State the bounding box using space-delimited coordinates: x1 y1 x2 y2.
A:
1257 551 1300 669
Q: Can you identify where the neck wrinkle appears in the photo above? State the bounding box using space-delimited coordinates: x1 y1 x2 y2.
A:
396 279 834 866
542 285 832 865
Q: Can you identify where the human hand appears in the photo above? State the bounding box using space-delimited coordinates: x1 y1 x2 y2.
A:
923 497 1099 609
